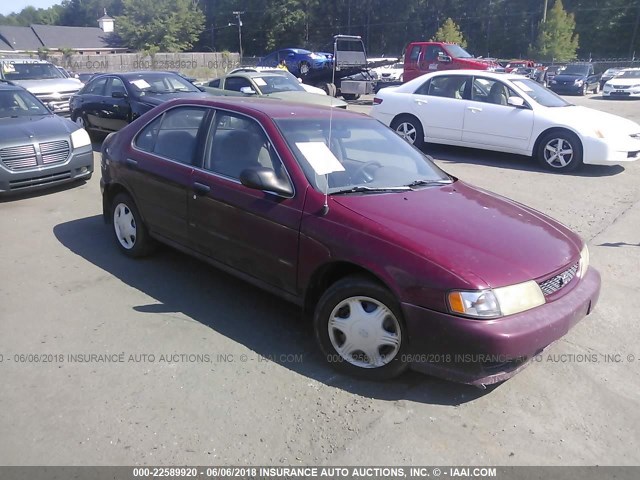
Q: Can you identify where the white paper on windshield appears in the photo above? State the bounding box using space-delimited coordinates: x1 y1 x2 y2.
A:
131 79 151 89
295 142 345 175
2 63 15 73
512 80 533 92
254 77 267 86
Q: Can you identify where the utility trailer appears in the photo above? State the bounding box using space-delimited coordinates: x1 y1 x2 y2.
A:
303 35 392 99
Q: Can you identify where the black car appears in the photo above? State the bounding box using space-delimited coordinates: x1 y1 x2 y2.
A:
0 81 93 194
548 63 601 95
69 71 209 135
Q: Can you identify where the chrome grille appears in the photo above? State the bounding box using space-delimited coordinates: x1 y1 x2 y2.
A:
0 144 37 170
538 262 579 296
613 85 631 89
40 140 70 164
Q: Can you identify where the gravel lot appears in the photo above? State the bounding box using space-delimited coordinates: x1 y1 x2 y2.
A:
1 94 639 466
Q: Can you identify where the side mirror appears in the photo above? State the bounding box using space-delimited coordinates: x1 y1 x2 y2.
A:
507 96 526 108
240 86 256 95
112 91 127 99
47 102 56 112
438 55 452 63
240 167 293 197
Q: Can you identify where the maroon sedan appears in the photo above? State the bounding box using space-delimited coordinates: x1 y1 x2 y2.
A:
100 97 600 386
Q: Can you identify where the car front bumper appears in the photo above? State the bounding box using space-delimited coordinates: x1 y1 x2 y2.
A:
402 267 601 386
0 146 93 194
549 83 584 94
602 89 640 99
581 134 640 165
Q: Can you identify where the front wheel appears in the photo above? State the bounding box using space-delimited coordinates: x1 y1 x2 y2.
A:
111 192 154 257
342 93 360 101
592 83 599 94
536 131 583 172
390 115 424 149
299 61 310 76
314 276 409 380
580 83 588 96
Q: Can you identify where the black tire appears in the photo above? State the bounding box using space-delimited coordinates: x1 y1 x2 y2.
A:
342 93 360 101
592 83 599 94
580 83 588 96
110 192 154 257
390 114 425 149
313 275 409 380
536 130 583 172
318 82 337 97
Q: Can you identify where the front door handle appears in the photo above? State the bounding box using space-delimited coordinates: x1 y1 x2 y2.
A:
193 182 211 196
125 158 138 168
467 107 482 113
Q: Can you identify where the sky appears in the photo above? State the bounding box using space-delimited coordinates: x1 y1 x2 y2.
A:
1 1 61 16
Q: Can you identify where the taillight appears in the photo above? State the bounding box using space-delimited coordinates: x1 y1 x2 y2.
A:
373 97 383 105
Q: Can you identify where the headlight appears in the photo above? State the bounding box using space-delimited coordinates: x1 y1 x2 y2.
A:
70 128 91 149
577 244 589 278
448 280 545 319
575 79 584 85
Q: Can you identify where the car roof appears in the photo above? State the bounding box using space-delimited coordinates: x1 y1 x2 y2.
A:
416 69 528 80
158 96 366 120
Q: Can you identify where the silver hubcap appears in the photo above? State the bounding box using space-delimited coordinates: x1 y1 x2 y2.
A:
75 116 85 128
328 296 401 369
113 203 137 249
300 63 309 74
544 138 574 168
396 122 417 144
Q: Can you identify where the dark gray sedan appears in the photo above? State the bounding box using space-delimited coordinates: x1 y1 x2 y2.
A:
0 81 93 194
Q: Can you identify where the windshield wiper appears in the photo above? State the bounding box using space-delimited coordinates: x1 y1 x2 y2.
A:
405 179 453 188
332 185 412 195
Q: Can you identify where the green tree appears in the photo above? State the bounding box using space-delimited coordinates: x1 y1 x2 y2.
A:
531 0 579 61
431 17 467 48
116 0 204 52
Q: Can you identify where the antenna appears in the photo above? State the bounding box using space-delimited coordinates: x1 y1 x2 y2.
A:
320 36 340 217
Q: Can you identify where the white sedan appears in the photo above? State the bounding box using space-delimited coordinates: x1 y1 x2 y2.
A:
371 70 640 172
602 68 640 99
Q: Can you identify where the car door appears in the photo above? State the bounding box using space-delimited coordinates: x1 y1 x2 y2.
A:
127 105 209 247
78 76 108 129
410 74 470 142
461 76 534 151
102 76 132 132
188 110 304 295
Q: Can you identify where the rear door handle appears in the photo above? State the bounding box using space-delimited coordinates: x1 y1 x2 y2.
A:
413 98 427 105
125 158 138 168
193 182 211 196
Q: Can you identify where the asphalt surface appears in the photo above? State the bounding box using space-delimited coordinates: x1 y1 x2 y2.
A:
1 94 639 466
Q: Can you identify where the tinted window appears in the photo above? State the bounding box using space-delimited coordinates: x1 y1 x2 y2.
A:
106 77 126 97
126 73 200 94
208 79 221 88
205 112 288 183
425 45 445 62
224 77 253 92
86 77 108 95
409 46 421 63
135 107 207 165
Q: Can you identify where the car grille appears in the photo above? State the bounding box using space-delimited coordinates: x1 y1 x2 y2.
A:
0 140 70 171
0 145 37 170
613 85 631 89
9 171 72 190
40 140 70 164
33 90 78 114
538 262 579 296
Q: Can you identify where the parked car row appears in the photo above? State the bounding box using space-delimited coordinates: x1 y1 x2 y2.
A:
8 62 640 387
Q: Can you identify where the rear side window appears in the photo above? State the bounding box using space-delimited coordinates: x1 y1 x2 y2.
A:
134 106 207 165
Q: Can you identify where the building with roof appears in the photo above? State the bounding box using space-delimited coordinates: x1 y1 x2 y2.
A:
0 12 126 55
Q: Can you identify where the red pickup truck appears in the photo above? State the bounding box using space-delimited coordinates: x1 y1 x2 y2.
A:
403 42 500 82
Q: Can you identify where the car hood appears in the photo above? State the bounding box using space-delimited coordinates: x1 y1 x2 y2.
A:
553 73 588 81
267 91 347 107
12 78 82 93
542 105 640 135
137 91 211 106
0 114 76 143
333 181 581 288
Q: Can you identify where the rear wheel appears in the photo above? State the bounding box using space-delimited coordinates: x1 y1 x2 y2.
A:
390 115 424 149
318 82 337 97
111 193 154 257
342 93 360 101
314 275 409 380
536 131 583 172
299 61 310 76
593 83 599 94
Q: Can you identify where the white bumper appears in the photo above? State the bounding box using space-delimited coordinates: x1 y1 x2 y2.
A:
582 135 640 165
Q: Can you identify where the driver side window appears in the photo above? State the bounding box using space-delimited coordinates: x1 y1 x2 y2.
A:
224 77 253 92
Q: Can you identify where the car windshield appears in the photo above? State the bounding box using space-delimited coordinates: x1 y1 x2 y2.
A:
562 65 590 75
0 89 49 117
446 45 473 59
511 78 571 107
275 117 451 194
617 70 640 79
127 73 200 94
253 75 305 94
2 62 64 80
547 66 564 74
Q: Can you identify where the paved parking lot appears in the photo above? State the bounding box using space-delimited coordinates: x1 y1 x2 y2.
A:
1 94 639 466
